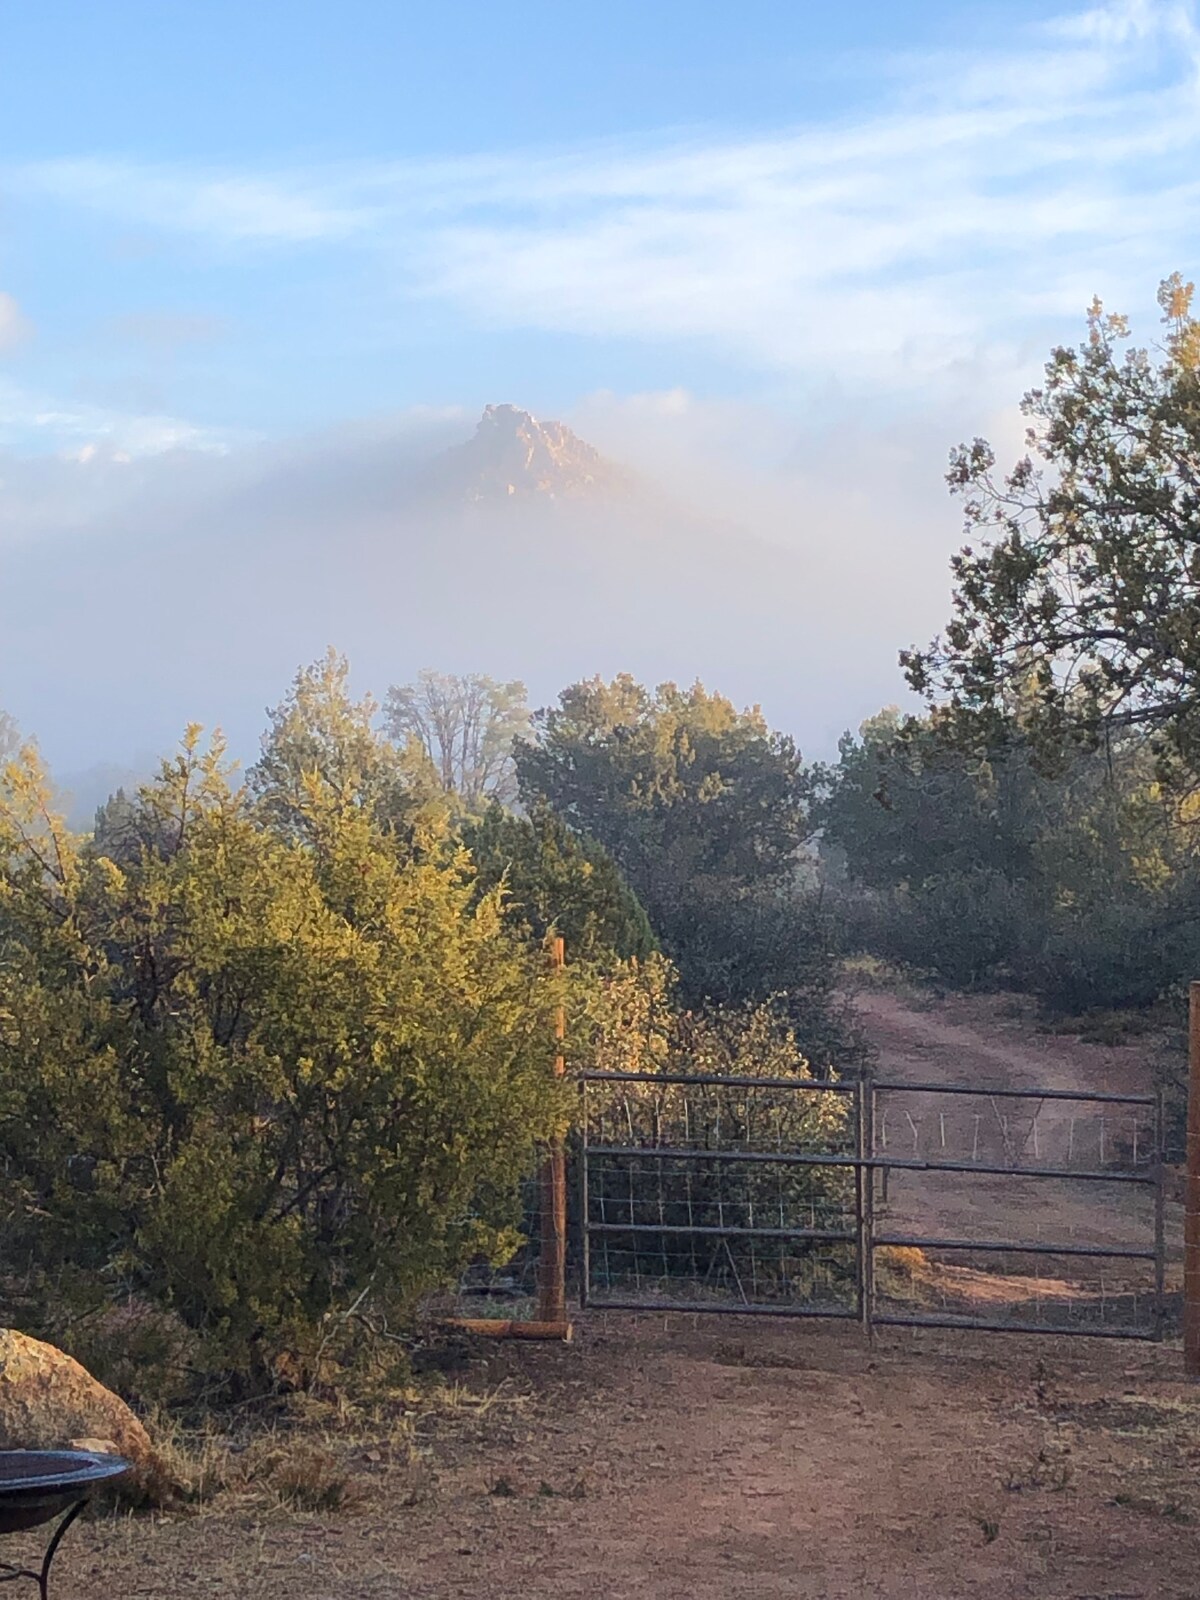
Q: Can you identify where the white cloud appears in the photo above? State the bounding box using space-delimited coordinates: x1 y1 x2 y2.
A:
1045 0 1198 45
0 376 235 457
14 159 375 244
7 1 1198 397
398 3 1200 387
0 293 32 350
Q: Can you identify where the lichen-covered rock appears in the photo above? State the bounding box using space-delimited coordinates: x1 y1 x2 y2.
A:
0 1328 177 1504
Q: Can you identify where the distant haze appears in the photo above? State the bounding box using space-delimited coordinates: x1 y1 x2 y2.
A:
3 396 965 814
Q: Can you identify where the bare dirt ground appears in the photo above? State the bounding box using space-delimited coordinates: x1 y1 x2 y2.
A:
25 987 1198 1600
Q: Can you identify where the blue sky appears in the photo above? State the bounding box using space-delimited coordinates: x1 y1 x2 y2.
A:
2 0 1196 450
1 0 1199 781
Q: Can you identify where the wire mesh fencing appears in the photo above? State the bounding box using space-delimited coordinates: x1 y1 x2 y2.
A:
579 1071 864 1318
441 1071 1167 1343
868 1081 1166 1339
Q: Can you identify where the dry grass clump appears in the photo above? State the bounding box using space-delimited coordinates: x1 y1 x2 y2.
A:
874 1244 929 1291
96 1333 532 1529
251 1440 358 1512
149 1415 239 1504
150 1422 371 1514
140 1371 497 1518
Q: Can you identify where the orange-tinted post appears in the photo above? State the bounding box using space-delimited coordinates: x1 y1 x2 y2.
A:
537 936 568 1325
1186 982 1200 1375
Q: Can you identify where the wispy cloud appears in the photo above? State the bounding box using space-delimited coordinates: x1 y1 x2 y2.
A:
0 377 234 457
6 0 1200 397
399 0 1200 384
12 159 376 244
1046 0 1197 43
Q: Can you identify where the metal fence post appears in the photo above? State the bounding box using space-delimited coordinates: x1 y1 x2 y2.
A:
578 1079 590 1310
1154 1088 1166 1342
861 1076 875 1342
1186 983 1200 1375
856 1078 874 1341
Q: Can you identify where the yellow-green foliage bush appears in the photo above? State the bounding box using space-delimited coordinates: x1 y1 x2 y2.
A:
0 728 567 1388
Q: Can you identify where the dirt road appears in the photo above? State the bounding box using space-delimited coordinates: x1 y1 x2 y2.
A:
53 1317 1200 1600
857 989 1181 1321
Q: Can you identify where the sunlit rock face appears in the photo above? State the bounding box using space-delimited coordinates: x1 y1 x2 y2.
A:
0 1327 179 1505
429 404 635 504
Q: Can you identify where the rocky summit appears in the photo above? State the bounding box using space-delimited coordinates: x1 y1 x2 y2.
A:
436 403 632 503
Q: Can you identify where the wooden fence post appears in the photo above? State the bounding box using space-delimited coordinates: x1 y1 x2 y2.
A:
537 936 568 1325
1186 982 1200 1376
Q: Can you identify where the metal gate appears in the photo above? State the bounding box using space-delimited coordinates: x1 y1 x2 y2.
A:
579 1069 869 1323
578 1070 1166 1340
867 1077 1165 1340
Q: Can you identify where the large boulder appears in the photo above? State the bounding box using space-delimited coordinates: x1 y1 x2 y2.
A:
0 1328 177 1505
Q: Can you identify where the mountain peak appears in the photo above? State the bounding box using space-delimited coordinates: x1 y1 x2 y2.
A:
439 404 631 503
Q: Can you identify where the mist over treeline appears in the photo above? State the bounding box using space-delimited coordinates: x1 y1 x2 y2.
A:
10 276 1200 1036
0 396 961 789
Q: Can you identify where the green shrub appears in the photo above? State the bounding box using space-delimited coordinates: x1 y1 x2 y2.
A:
0 732 566 1389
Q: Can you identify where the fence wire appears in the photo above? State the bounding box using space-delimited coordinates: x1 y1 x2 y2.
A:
580 1072 862 1317
870 1081 1165 1339
445 1073 1167 1342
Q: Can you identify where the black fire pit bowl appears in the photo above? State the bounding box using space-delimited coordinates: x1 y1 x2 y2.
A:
0 1450 130 1597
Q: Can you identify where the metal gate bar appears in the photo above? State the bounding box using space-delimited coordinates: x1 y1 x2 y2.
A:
588 1069 859 1093
870 1079 1166 1341
873 1313 1159 1340
578 1070 1167 1341
874 1233 1156 1261
589 1300 858 1319
585 1144 863 1169
865 1155 1154 1183
873 1079 1155 1105
588 1221 855 1242
579 1070 858 1320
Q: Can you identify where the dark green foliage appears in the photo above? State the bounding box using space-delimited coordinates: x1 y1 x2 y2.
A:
516 675 858 1066
893 278 1200 1014
514 675 808 914
905 276 1200 778
819 709 1200 1012
461 801 657 964
657 880 855 1069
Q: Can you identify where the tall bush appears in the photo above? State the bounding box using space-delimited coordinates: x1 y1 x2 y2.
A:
0 731 566 1384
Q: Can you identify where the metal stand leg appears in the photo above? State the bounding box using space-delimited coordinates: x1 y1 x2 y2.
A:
38 1501 86 1600
0 1501 87 1600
